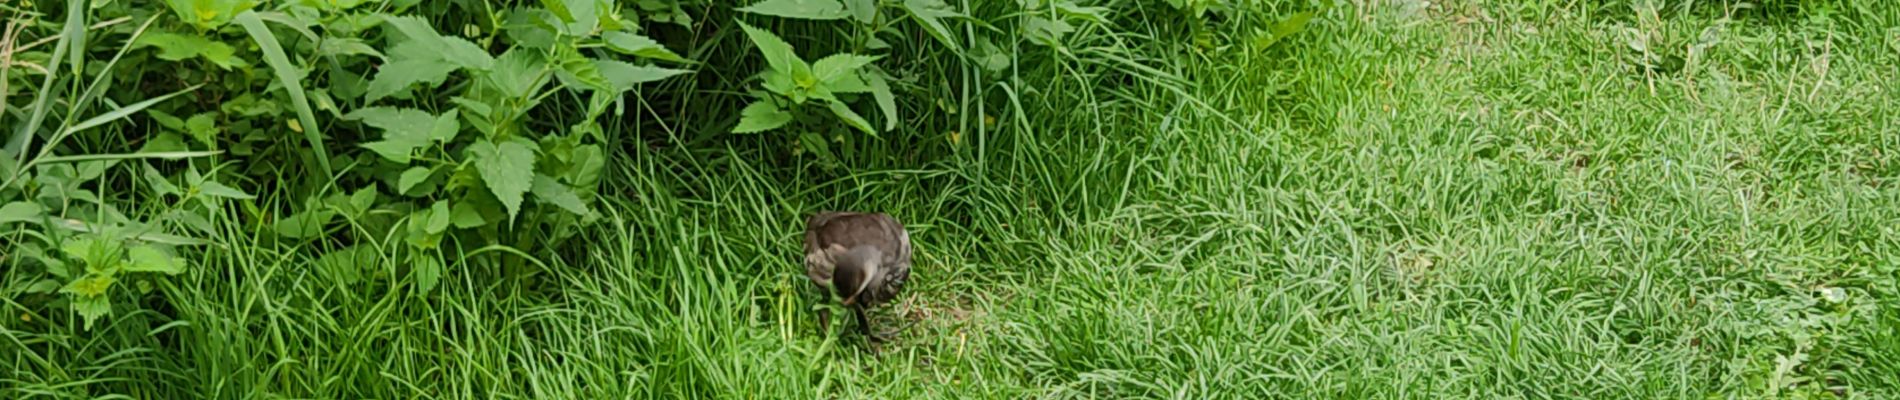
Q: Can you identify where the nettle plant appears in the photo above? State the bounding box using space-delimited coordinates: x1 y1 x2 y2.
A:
254 2 690 292
728 0 964 166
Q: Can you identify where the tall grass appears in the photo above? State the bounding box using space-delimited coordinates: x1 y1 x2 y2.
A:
5 0 1899 399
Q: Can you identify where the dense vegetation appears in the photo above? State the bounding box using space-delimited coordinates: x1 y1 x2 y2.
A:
3 0 1897 398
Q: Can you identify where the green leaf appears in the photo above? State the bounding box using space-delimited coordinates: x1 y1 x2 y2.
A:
487 49 552 99
381 15 495 70
449 202 486 228
738 0 849 20
412 255 441 294
25 279 60 294
347 107 453 162
531 175 591 216
424 201 452 234
828 102 875 135
197 180 256 200
430 110 461 142
568 145 605 188
318 38 384 59
0 201 44 224
469 140 538 220
553 49 614 92
842 0 877 23
398 166 434 194
1256 11 1316 49
594 59 691 92
733 100 793 134
811 54 879 83
133 32 246 69
124 245 186 275
71 294 111 331
601 31 688 63
236 10 334 177
865 69 899 131
274 210 337 239
738 21 803 75
901 0 963 51
366 58 458 103
62 274 117 298
315 245 375 284
185 113 218 147
448 202 486 228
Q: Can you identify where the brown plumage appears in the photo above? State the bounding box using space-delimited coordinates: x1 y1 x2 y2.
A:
803 211 911 344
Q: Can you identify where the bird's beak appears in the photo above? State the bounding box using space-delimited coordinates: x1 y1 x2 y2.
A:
841 296 857 306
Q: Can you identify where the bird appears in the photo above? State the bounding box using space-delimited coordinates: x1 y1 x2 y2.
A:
803 211 911 347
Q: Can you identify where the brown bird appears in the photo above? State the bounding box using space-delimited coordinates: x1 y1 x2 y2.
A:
803 211 911 345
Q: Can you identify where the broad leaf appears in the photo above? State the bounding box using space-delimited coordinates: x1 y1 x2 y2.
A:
843 0 877 23
531 175 591 216
124 245 186 275
594 59 690 92
315 245 375 284
602 31 688 63
397 166 434 195
449 202 486 228
0 201 44 224
865 69 899 131
738 21 802 75
487 49 552 99
133 32 247 69
412 256 441 294
366 58 458 103
733 100 793 134
71 294 111 331
828 101 875 135
469 140 538 220
274 209 337 239
811 54 879 83
425 201 452 234
738 0 849 20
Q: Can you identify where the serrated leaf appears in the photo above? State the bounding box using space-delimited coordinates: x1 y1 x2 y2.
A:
198 180 256 199
124 245 186 275
739 0 849 20
828 101 875 135
811 54 879 83
865 69 898 131
733 100 793 134
553 50 615 92
380 15 493 69
449 202 486 228
348 107 453 162
469 140 538 220
738 21 803 75
62 274 116 298
274 210 337 239
366 58 458 103
531 175 591 216
0 201 44 224
594 59 690 92
398 167 434 194
72 294 111 331
412 256 441 294
602 31 688 63
487 50 551 99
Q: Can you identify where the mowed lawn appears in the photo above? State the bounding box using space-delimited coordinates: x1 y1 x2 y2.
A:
10 2 1894 399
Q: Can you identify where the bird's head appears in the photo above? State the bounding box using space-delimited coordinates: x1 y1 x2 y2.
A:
827 245 883 306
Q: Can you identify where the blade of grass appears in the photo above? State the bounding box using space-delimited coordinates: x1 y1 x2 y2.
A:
236 10 334 178
4 0 84 160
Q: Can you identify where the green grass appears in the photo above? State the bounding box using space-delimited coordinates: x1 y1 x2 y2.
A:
6 1 1899 398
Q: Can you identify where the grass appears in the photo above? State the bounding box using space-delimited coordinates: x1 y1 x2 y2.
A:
5 1 1899 398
